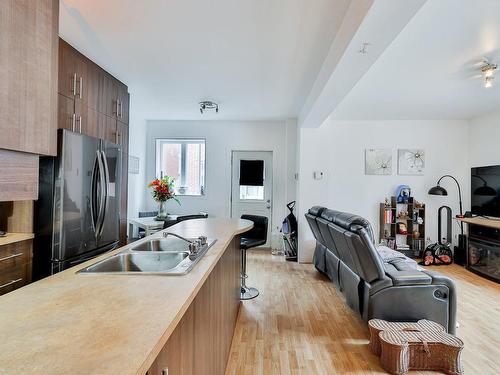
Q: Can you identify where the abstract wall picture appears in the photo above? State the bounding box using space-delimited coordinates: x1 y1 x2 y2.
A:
398 149 425 175
365 149 392 175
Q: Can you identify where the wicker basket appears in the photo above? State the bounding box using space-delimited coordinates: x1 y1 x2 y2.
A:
379 330 464 375
368 319 445 356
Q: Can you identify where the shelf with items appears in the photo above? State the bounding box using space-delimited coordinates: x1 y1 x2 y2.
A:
379 197 426 258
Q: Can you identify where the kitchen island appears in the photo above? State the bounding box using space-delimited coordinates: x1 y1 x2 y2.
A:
0 218 252 375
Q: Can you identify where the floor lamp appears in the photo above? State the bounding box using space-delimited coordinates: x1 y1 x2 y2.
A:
428 175 466 264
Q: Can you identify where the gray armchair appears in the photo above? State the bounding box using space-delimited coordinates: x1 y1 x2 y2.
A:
305 206 457 334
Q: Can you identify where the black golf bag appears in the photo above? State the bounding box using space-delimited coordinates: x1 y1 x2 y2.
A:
281 201 298 261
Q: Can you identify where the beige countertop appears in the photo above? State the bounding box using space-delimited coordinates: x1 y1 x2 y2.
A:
0 232 34 247
456 216 500 230
0 218 252 375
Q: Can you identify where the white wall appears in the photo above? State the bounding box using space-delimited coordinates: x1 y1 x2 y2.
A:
127 109 148 219
144 120 297 239
469 109 500 168
297 119 470 262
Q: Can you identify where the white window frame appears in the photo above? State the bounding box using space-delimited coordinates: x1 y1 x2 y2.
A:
155 138 206 196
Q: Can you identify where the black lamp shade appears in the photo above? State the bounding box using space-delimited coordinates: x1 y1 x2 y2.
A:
428 185 448 196
474 185 497 196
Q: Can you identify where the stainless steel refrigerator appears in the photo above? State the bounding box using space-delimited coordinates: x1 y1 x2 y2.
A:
34 130 122 279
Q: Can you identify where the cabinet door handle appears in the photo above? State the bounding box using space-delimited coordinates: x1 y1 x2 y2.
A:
119 100 123 118
114 100 119 116
72 113 76 132
79 76 83 99
0 278 22 290
115 131 120 144
78 116 82 133
72 73 77 96
0 253 23 263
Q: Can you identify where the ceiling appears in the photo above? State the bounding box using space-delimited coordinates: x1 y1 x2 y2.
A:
59 0 351 121
332 0 500 121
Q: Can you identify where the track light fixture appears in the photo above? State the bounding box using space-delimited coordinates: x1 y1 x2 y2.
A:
199 101 219 114
481 61 497 88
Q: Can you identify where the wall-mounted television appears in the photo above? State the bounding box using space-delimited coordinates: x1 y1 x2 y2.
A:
471 165 500 218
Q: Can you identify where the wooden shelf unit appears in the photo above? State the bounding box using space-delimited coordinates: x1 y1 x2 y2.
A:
379 197 426 257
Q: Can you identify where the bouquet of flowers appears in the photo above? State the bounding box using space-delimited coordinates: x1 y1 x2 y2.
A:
147 176 180 204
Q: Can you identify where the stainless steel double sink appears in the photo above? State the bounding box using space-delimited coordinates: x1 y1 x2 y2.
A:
78 234 216 275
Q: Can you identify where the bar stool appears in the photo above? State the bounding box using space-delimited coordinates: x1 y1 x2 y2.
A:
240 214 268 300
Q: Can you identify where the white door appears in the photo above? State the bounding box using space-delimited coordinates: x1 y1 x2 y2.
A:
231 151 273 246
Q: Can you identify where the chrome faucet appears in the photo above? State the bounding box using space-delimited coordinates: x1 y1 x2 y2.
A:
162 232 208 259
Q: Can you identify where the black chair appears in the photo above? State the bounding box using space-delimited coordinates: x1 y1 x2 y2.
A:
163 212 209 229
240 214 268 300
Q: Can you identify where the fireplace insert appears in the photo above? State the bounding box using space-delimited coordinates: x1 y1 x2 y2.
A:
467 224 500 283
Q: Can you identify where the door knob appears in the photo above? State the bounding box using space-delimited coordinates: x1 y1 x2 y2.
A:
266 199 271 203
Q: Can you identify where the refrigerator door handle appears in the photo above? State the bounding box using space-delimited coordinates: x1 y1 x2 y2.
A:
98 150 110 238
95 150 106 239
90 151 100 234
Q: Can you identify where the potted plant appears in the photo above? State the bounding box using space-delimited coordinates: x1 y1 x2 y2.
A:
147 176 180 220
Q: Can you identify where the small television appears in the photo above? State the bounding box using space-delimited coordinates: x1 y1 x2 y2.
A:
471 165 500 218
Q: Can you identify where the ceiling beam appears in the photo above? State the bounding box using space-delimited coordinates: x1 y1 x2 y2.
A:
298 0 427 128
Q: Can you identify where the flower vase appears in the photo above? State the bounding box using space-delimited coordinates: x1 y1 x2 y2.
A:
157 201 168 220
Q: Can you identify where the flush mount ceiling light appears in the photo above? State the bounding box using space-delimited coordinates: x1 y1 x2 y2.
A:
199 101 219 114
480 61 497 88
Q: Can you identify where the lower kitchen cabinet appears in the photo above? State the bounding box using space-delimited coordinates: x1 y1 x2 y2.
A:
146 236 241 375
0 239 33 296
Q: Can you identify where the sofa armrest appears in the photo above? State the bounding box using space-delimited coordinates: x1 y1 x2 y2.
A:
385 269 432 286
421 269 457 335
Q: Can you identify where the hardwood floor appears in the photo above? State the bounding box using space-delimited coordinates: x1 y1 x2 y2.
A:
226 250 500 374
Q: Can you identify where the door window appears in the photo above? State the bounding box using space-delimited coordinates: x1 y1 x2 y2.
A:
239 159 265 200
240 186 264 200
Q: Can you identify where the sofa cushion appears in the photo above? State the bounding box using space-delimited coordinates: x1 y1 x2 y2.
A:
312 242 327 274
305 213 327 247
320 209 375 245
308 206 326 216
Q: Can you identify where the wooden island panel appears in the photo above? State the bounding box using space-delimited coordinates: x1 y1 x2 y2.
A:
146 236 241 375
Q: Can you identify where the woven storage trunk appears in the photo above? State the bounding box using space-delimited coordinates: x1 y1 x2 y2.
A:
368 319 445 356
379 330 464 375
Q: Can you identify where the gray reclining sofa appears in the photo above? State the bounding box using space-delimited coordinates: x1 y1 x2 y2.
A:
305 206 457 334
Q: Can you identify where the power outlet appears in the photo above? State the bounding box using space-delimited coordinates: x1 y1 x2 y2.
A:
162 368 169 375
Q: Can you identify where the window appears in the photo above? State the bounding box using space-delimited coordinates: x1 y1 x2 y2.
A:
240 186 264 200
156 138 206 196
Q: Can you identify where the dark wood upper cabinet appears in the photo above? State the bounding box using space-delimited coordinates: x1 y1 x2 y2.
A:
117 84 130 124
57 38 130 242
58 39 78 99
116 121 129 155
57 94 75 132
75 101 100 139
0 0 59 156
78 60 101 112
